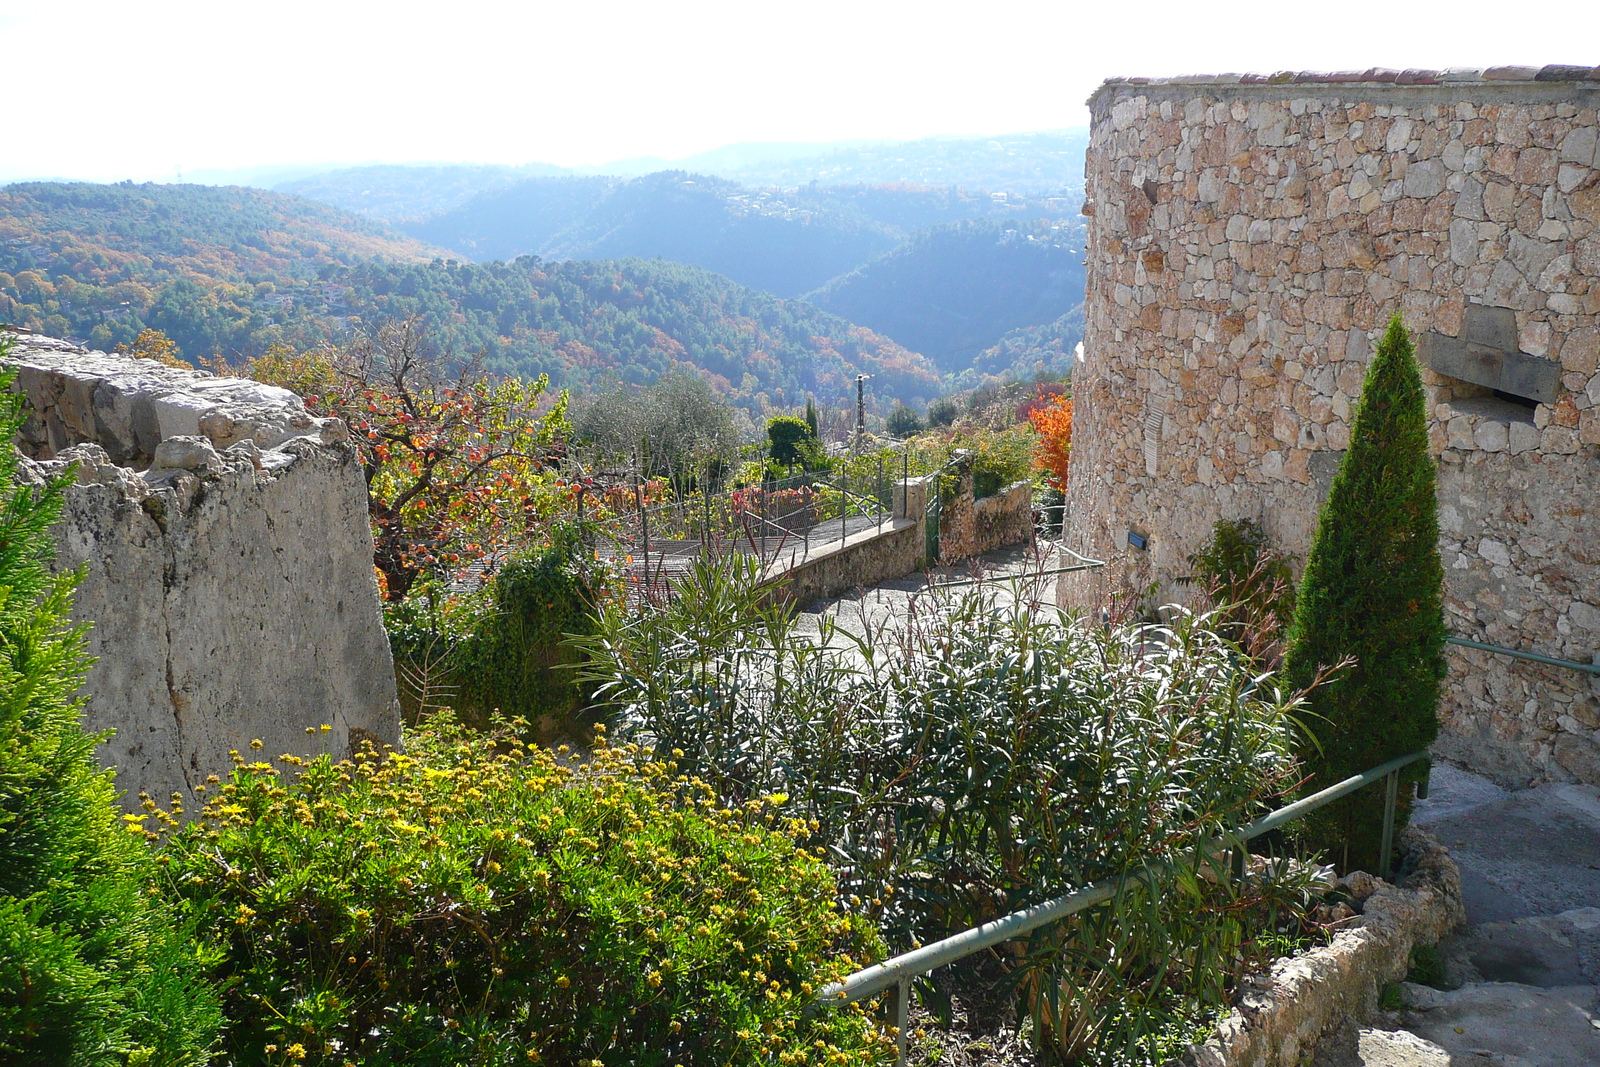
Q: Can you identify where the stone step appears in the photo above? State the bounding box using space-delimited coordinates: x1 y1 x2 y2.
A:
1395 979 1600 1066
1311 1026 1480 1067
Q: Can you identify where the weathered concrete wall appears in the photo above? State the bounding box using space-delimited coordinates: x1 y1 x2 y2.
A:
4 330 400 810
1062 67 1600 787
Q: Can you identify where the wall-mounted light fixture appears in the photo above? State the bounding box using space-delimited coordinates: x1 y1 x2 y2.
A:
1127 530 1149 551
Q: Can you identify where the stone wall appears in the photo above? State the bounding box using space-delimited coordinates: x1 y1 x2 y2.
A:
774 519 923 606
1061 67 1600 786
1182 828 1464 1067
3 330 400 810
936 479 1035 563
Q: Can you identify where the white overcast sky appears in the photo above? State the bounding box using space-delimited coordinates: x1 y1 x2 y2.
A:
1 0 1595 183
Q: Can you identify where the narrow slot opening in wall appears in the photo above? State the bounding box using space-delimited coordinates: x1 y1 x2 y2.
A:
1492 388 1538 413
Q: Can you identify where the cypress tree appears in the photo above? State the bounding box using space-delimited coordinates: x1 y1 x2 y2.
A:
0 342 219 1064
1281 315 1446 873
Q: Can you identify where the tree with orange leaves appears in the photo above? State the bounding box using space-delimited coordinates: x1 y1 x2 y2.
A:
1028 393 1072 491
231 317 569 600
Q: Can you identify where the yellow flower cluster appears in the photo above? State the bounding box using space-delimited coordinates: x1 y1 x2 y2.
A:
160 717 892 1066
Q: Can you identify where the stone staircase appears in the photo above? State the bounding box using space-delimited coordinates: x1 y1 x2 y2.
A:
1313 764 1600 1066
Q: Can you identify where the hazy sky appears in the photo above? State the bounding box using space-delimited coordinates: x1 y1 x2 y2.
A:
3 0 1596 183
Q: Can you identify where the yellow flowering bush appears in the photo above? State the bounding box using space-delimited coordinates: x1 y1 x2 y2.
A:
161 718 890 1067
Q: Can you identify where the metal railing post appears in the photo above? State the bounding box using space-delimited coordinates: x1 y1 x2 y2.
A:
1379 770 1399 883
878 456 885 532
895 975 910 1067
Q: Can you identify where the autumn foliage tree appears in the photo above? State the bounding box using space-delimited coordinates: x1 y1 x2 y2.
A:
235 318 569 600
113 327 190 369
1027 392 1073 491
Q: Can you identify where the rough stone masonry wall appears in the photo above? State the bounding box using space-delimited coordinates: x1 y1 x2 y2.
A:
1061 67 1600 787
935 478 1035 564
3 330 400 811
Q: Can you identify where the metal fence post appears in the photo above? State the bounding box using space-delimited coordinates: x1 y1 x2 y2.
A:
1379 770 1399 882
878 456 885 531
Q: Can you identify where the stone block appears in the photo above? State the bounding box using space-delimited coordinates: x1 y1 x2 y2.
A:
1420 330 1563 405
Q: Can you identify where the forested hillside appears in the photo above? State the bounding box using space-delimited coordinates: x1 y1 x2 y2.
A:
318 257 941 414
402 171 1069 297
0 181 441 355
971 309 1083 383
1 168 1082 407
0 193 940 416
804 219 1084 379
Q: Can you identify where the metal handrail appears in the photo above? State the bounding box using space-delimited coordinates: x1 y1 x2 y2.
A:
1446 635 1600 676
817 749 1429 1062
931 547 1108 589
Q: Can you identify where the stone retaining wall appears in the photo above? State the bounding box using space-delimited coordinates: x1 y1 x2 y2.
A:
774 519 923 605
1182 828 1465 1067
3 329 400 810
771 470 1036 604
937 479 1035 563
1062 67 1600 787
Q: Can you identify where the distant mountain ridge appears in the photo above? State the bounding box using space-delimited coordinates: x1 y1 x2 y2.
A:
403 172 1070 298
270 130 1089 223
805 218 1085 383
278 163 572 222
717 130 1089 196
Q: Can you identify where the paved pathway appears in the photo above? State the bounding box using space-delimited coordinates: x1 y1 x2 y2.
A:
791 540 1064 652
1315 762 1600 1066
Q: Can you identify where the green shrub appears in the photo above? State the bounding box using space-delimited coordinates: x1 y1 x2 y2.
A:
1282 315 1445 872
883 403 924 437
387 528 606 737
766 415 815 468
926 396 958 427
164 717 890 1067
966 425 1035 498
1186 519 1297 666
0 354 219 1066
580 553 1320 1065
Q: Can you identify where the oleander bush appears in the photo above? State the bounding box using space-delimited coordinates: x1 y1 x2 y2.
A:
0 351 220 1067
161 716 890 1067
579 553 1324 1065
